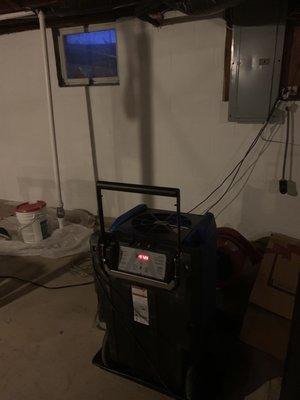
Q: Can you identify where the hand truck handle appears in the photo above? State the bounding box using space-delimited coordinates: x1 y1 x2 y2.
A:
96 181 181 256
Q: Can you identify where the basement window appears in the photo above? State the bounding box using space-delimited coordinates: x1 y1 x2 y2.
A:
53 24 119 87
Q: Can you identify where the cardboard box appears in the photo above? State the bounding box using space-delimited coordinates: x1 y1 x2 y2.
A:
241 234 300 360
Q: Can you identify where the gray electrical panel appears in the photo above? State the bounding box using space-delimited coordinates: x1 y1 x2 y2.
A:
228 24 285 123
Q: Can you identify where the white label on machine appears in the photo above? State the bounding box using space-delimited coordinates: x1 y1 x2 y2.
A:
131 286 149 325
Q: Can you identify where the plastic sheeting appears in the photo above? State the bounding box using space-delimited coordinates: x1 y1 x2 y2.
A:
0 209 95 258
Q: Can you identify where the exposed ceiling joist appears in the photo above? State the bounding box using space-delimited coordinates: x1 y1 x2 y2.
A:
0 0 298 36
0 11 35 21
0 0 241 35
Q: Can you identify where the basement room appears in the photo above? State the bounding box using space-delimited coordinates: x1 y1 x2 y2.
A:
0 1 299 399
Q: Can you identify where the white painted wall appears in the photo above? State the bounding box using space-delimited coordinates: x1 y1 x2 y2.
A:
0 18 299 239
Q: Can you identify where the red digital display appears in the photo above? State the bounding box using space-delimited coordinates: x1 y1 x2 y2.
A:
137 254 150 261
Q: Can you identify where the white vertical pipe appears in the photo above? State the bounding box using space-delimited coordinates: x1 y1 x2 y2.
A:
85 87 99 183
38 10 64 229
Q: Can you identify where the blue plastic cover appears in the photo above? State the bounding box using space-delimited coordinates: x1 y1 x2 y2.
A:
183 212 215 246
110 204 147 232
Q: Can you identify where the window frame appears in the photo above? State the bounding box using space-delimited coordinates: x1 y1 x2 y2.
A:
52 22 119 87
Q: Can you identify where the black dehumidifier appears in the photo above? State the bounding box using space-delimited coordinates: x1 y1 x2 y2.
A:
91 181 217 399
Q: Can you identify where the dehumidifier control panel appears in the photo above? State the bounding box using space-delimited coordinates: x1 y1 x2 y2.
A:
118 245 167 281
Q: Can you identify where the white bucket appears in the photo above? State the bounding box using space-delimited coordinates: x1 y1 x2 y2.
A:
15 201 48 244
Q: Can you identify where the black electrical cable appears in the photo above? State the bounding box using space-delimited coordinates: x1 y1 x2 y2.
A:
282 106 290 180
1 261 171 392
0 275 94 289
93 258 175 393
93 266 156 334
205 102 279 212
216 122 281 218
93 269 173 395
204 116 271 213
193 98 280 213
2 264 171 390
204 160 244 213
187 163 241 214
279 106 290 194
187 98 281 214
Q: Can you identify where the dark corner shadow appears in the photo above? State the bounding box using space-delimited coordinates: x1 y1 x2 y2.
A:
123 21 154 206
220 341 283 399
287 103 298 196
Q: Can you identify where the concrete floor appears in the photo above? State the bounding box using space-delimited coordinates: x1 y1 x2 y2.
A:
0 258 169 400
0 199 168 399
0 200 284 400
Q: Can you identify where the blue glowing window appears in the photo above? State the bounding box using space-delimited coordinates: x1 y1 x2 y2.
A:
54 26 119 86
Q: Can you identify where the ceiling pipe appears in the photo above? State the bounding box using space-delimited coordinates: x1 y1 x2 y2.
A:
0 11 35 21
162 12 222 26
38 9 65 229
